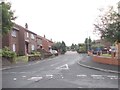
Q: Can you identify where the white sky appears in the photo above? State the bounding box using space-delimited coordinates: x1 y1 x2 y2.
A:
8 0 119 46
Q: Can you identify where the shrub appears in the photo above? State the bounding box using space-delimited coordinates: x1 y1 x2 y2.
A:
31 51 41 56
2 46 16 59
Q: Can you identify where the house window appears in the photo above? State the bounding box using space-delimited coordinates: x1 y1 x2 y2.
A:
27 32 29 37
38 39 42 44
12 44 16 52
11 30 16 37
31 34 35 39
31 45 35 51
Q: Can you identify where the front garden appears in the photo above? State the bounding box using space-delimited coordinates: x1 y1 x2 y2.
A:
1 47 42 65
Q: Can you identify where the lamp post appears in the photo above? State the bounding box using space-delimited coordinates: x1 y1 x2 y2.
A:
116 1 120 60
118 1 120 15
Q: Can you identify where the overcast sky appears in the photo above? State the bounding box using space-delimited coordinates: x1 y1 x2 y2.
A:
8 0 119 46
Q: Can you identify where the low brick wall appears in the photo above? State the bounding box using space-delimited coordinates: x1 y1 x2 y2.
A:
92 55 120 65
28 56 41 61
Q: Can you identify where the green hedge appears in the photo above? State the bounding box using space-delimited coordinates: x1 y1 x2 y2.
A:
2 46 16 59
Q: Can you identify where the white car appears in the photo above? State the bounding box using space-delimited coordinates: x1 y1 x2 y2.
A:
50 50 58 56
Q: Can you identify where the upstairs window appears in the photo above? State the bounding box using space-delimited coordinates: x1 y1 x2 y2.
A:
27 32 29 37
31 34 35 39
11 30 16 37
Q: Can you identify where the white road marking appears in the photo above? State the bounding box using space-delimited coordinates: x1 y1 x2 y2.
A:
107 75 118 79
13 78 17 81
91 75 104 79
46 75 53 77
56 64 69 70
77 75 87 77
22 76 26 78
28 77 43 81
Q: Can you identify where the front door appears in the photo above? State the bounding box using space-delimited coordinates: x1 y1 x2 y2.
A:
25 42 29 55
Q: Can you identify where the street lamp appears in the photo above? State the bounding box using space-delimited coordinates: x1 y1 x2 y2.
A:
118 1 120 15
116 1 120 60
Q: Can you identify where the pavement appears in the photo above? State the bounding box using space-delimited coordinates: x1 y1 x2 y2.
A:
78 54 120 74
1 55 55 71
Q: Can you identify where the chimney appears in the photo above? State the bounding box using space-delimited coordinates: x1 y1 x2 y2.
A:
44 35 46 38
25 23 28 29
51 38 52 41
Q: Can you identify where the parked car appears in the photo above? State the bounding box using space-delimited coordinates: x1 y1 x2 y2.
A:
50 50 58 56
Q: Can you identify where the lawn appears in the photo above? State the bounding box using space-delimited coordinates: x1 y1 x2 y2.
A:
15 56 28 63
101 54 111 57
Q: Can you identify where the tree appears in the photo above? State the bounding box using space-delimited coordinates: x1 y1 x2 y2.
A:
52 41 66 54
60 41 66 54
88 37 92 50
84 38 88 52
94 6 120 59
71 43 75 51
52 42 61 51
94 6 120 43
77 43 86 53
1 1 16 35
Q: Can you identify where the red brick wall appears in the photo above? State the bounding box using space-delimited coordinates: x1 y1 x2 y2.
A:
93 55 120 65
24 30 37 53
42 38 49 52
10 30 19 54
2 33 10 48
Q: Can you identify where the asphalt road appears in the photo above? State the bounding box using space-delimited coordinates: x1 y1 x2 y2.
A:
2 51 119 88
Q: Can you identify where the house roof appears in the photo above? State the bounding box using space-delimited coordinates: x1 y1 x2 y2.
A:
14 23 53 43
37 35 53 43
14 23 37 35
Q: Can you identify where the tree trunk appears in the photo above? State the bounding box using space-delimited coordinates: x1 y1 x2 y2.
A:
115 43 120 60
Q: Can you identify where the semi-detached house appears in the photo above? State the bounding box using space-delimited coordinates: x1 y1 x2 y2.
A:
2 23 53 55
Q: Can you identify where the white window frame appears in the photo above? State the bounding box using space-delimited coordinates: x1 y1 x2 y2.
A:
31 34 35 39
27 32 29 38
31 45 35 51
12 44 16 52
11 30 16 37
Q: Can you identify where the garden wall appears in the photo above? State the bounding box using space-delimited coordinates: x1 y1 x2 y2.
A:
92 55 120 65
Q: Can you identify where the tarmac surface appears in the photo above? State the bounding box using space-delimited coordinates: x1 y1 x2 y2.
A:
2 51 120 88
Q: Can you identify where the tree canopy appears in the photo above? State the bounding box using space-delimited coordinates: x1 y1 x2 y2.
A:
52 41 67 54
1 1 16 35
94 6 120 43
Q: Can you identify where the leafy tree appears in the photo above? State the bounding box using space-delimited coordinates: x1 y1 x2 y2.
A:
84 37 92 51
52 41 66 54
77 43 86 53
1 1 16 35
60 41 66 54
52 42 61 51
94 6 120 43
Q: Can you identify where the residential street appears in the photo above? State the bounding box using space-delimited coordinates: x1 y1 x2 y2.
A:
2 51 119 88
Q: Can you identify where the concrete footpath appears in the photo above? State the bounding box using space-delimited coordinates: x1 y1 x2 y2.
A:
78 55 120 74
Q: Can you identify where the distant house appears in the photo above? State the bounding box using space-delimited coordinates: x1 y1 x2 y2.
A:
95 39 112 48
36 35 43 49
37 35 53 52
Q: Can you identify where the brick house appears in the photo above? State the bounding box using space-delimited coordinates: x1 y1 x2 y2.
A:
36 35 43 49
2 25 20 54
2 23 37 55
36 35 53 52
95 39 112 48
24 29 37 55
